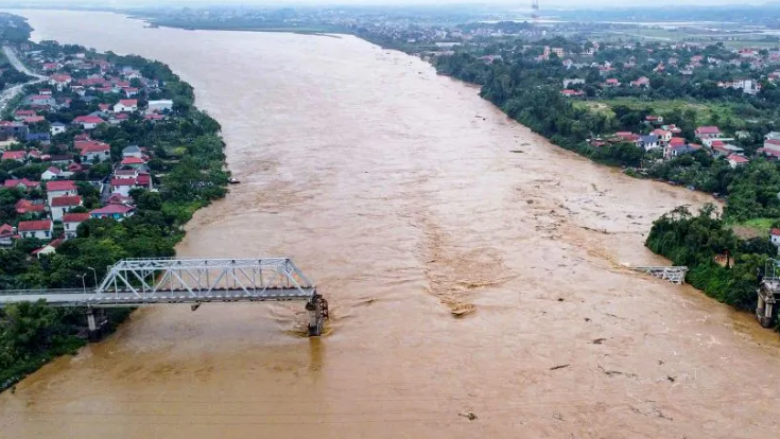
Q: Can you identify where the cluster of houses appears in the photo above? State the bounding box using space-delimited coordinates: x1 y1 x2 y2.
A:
0 45 168 257
548 41 780 97
588 118 766 168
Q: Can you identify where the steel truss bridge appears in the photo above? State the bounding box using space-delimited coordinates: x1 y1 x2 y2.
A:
0 258 329 337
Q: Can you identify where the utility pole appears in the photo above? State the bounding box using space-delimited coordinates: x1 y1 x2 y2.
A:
88 266 98 290
77 273 87 294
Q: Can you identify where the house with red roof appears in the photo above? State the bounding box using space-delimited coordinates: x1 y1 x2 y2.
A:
121 156 146 168
630 76 650 88
14 109 36 120
764 138 780 153
0 223 14 246
42 62 59 71
613 132 640 143
560 89 585 97
90 204 135 221
4 178 40 191
15 199 46 216
46 180 78 204
63 212 91 239
23 116 45 124
29 95 56 106
107 193 134 206
695 126 721 139
652 129 672 144
114 99 138 113
124 88 139 98
18 220 53 240
73 115 105 130
727 155 749 169
50 195 83 221
49 74 72 90
2 150 27 162
110 178 138 196
41 166 63 181
771 229 780 248
80 142 111 162
604 78 620 87
32 238 64 258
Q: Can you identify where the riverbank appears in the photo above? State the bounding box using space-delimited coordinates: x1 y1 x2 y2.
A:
0 17 229 392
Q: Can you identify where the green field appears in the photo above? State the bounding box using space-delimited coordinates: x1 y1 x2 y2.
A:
729 217 776 239
575 98 745 128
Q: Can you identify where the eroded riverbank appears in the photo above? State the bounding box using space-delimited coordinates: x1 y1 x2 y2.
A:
2 10 780 439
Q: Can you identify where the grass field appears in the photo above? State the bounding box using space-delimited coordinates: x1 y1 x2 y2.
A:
574 98 745 127
729 217 776 239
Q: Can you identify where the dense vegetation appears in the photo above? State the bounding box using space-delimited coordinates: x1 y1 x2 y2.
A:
0 33 227 390
645 205 775 313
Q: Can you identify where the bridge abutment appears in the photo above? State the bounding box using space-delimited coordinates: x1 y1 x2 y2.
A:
86 309 109 342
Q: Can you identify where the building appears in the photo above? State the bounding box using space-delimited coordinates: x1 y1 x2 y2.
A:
630 77 650 88
695 126 721 139
32 238 64 258
562 78 585 88
50 195 83 221
113 99 138 113
4 178 39 191
727 154 750 169
46 180 78 204
63 212 90 239
1 150 27 162
147 100 173 113
0 121 29 139
122 145 143 159
560 89 585 97
29 95 56 106
90 205 135 221
80 142 111 162
15 199 46 215
41 166 63 181
0 223 14 246
73 115 105 130
50 122 67 136
110 178 138 196
638 135 660 151
18 220 53 240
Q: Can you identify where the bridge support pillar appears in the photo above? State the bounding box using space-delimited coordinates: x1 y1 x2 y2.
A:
306 293 329 337
86 309 108 342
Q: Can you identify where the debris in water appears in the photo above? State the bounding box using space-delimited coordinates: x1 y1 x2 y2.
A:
459 412 478 421
550 364 570 371
667 376 676 383
593 338 606 345
509 149 524 153
584 317 591 322
557 298 565 302
526 200 534 204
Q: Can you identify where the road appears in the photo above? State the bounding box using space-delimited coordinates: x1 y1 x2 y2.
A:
0 45 46 114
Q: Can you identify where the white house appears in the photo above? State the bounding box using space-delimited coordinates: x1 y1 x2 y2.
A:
110 178 138 196
29 95 56 106
727 155 750 169
80 142 111 162
41 166 63 181
63 212 90 239
147 100 173 113
113 99 138 113
0 223 14 246
50 122 67 136
46 180 77 205
772 229 780 250
122 145 143 159
50 195 83 221
18 220 53 240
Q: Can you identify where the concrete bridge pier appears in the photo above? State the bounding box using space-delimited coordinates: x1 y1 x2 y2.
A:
86 308 109 342
757 282 778 329
306 293 329 337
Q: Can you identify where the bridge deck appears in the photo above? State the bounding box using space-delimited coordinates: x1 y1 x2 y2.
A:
0 287 315 308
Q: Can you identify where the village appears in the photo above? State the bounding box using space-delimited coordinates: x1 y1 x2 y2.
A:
0 42 175 258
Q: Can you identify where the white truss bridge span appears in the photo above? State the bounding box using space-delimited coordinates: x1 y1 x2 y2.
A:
0 258 329 336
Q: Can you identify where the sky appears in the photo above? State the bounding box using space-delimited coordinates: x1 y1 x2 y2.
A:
7 0 776 8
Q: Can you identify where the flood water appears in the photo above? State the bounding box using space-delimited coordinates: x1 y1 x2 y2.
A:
2 10 780 439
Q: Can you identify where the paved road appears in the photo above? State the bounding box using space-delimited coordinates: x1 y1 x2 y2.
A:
0 45 46 114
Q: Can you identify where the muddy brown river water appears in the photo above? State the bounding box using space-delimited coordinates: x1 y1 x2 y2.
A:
2 10 780 439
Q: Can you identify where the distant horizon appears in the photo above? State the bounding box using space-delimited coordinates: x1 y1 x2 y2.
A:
2 0 779 10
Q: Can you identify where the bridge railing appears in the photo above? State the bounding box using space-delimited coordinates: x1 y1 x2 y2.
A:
0 288 91 296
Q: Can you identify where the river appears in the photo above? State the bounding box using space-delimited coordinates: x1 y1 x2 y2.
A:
2 10 780 439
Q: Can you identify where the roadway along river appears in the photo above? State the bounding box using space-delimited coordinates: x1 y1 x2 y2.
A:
3 10 780 439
